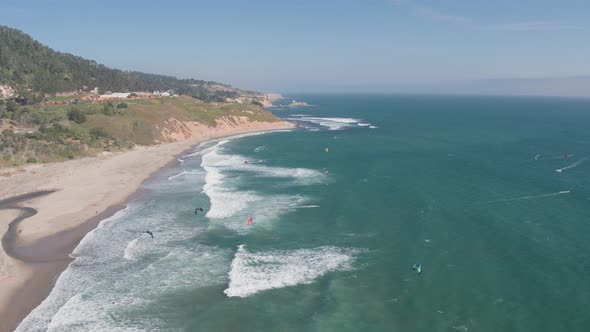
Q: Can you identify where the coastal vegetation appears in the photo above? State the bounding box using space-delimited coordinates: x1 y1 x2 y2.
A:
0 97 278 167
0 25 255 103
0 25 280 168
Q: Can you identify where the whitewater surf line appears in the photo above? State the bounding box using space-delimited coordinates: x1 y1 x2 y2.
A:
285 116 373 131
487 191 571 203
167 170 202 181
223 244 361 298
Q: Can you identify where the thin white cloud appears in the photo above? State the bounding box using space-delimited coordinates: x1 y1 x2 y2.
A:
413 5 472 25
389 1 473 25
388 0 580 31
491 21 582 31
0 6 29 15
389 0 411 4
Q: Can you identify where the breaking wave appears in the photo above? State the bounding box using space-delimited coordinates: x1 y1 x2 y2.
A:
286 116 374 131
224 245 361 298
201 140 324 221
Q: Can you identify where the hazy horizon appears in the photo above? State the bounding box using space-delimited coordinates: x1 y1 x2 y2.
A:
1 0 589 96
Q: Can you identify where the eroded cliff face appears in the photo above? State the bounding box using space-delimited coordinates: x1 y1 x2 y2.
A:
0 85 15 99
157 116 293 143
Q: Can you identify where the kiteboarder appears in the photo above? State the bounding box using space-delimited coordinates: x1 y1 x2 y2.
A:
247 217 254 226
143 230 154 239
194 208 204 215
243 160 249 165
564 153 568 160
412 263 422 274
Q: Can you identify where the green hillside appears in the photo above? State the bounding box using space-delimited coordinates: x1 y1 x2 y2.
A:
0 26 281 168
0 25 249 103
0 96 280 167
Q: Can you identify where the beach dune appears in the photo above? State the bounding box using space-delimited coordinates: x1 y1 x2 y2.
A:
0 119 293 332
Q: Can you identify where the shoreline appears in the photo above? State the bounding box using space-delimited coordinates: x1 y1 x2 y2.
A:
0 120 294 332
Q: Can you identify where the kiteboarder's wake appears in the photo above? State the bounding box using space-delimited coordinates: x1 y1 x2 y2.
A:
556 158 587 173
487 191 571 203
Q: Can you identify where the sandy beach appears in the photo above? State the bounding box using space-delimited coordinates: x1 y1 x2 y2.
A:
0 119 294 332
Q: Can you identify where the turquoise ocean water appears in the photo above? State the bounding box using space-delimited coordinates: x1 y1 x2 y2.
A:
18 95 590 331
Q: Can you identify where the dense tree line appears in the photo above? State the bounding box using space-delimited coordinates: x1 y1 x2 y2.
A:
0 25 241 103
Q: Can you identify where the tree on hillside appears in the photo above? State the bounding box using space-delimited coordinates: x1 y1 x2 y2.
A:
117 102 128 109
6 100 17 113
67 108 87 123
18 107 31 126
90 127 109 139
0 25 248 104
102 103 114 115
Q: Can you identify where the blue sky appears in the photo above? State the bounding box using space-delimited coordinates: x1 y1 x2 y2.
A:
1 0 589 93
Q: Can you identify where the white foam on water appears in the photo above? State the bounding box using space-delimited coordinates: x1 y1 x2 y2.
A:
201 140 323 219
248 165 323 184
200 142 259 219
254 145 266 152
182 131 276 159
297 205 320 209
183 150 205 158
16 205 141 331
369 125 378 129
207 194 310 233
37 245 230 332
18 128 318 331
204 180 260 219
123 237 149 260
18 209 226 331
43 293 149 332
202 164 259 219
16 186 218 331
301 118 360 123
556 158 586 173
167 169 203 181
139 246 231 290
357 123 371 127
224 245 361 298
67 204 148 264
246 194 309 225
287 117 362 130
487 190 571 203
